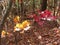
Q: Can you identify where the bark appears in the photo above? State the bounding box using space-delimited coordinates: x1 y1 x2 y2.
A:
41 0 47 11
33 0 35 13
54 0 57 16
21 0 24 15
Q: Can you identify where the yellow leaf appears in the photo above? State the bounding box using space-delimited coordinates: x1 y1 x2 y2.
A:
19 24 24 29
22 20 30 28
1 30 6 35
15 23 21 28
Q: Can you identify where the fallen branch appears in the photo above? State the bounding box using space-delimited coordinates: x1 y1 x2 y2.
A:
0 0 12 44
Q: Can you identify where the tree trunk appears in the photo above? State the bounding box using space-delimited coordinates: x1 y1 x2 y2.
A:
21 0 24 15
41 0 47 11
33 0 35 13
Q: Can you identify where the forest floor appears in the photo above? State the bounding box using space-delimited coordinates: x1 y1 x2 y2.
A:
1 20 60 45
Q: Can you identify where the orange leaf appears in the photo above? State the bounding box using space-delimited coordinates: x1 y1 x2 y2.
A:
13 16 20 23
